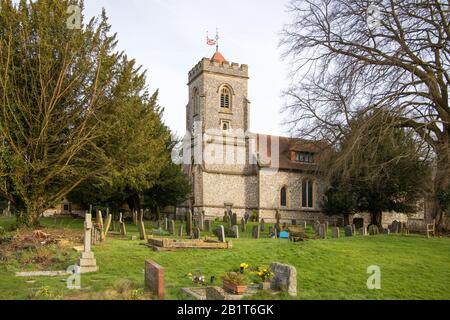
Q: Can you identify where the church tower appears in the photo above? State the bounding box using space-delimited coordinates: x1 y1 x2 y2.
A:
185 51 259 217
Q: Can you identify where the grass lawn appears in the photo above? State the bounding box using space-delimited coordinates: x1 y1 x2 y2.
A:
0 216 449 300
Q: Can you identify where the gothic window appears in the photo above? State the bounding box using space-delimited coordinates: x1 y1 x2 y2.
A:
193 87 200 115
280 186 287 207
220 87 231 109
302 179 314 208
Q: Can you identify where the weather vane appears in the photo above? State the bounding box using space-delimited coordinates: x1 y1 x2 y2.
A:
206 28 219 52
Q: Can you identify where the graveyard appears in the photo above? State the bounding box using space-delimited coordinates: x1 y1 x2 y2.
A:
0 215 449 300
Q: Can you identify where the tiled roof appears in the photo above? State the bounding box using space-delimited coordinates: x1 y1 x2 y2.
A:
211 51 227 63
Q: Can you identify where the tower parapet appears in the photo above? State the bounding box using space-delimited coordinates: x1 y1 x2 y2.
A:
188 57 248 84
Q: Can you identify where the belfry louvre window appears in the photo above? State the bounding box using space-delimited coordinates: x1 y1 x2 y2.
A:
220 87 231 109
302 179 314 208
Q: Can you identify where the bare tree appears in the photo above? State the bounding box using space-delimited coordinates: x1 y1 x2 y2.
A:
281 0 449 227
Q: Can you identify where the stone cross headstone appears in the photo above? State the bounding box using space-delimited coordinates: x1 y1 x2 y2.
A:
344 225 353 237
252 225 260 239
104 214 112 239
204 220 211 232
240 218 246 232
186 211 193 237
77 214 98 273
260 219 266 232
270 262 297 297
231 225 239 239
144 260 164 300
332 227 340 238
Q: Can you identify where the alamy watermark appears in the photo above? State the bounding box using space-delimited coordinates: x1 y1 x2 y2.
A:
366 265 381 290
66 265 81 290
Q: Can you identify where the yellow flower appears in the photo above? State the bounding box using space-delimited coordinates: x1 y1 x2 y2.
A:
186 272 193 277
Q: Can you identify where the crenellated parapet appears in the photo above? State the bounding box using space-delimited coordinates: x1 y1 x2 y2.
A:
188 57 248 84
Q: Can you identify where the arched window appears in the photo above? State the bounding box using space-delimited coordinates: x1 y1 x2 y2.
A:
220 87 231 109
302 179 314 208
280 186 287 207
193 88 200 115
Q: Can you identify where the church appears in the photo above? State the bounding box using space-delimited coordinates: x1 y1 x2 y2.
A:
176 51 416 225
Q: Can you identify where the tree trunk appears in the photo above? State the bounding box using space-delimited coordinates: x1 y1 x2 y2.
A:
433 137 450 230
16 205 42 228
370 211 383 228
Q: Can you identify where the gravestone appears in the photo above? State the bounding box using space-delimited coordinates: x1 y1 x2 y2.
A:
244 213 250 223
104 214 112 239
332 227 340 238
231 213 238 226
292 219 297 226
313 221 321 235
119 213 127 236
133 211 138 226
138 210 147 241
252 225 260 239
352 224 356 235
186 211 193 237
270 262 297 296
230 225 239 239
325 221 329 233
199 214 205 231
318 224 327 239
144 260 164 300
193 227 201 239
217 226 225 243
240 218 246 232
359 225 368 236
164 217 169 231
168 220 175 235
77 214 98 273
383 228 391 235
178 223 184 237
303 221 307 230
223 214 230 225
368 225 379 235
260 219 266 232
344 225 353 237
97 210 104 241
204 220 211 232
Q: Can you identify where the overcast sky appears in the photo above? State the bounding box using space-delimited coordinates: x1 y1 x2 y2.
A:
84 0 293 137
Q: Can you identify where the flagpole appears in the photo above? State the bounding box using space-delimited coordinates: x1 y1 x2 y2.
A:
215 28 219 52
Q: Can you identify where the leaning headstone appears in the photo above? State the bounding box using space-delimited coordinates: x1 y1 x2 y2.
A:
204 220 211 232
97 210 104 241
193 227 201 239
231 225 239 239
186 211 193 237
240 218 246 232
168 220 175 235
77 214 98 273
144 260 164 300
344 225 353 237
231 213 238 226
252 225 260 239
138 220 147 241
103 214 112 239
260 219 266 232
332 227 340 238
270 262 297 297
119 212 127 236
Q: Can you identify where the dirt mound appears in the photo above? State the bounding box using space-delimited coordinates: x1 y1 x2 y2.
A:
9 229 82 251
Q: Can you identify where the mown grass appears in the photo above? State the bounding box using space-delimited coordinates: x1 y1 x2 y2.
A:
0 216 449 300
